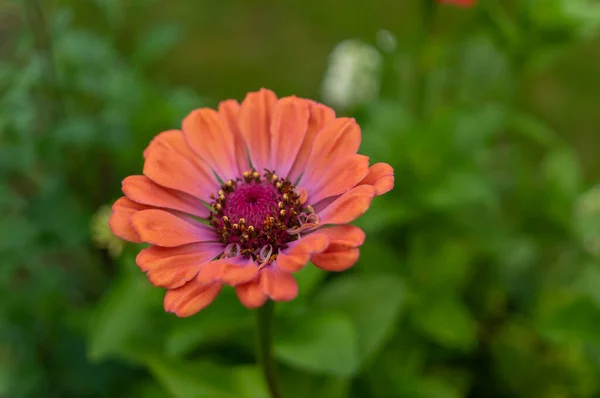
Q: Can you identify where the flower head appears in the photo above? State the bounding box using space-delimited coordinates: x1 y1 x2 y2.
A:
437 0 477 7
109 89 394 316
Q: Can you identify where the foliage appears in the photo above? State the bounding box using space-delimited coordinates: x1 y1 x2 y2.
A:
2 0 600 397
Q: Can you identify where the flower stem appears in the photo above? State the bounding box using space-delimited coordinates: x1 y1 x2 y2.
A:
256 300 283 398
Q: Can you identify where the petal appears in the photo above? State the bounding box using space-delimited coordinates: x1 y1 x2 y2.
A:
236 281 268 308
196 256 258 285
239 88 277 172
299 117 361 187
311 247 360 272
317 225 365 250
109 197 149 243
288 102 336 184
277 233 330 273
122 175 209 218
218 99 251 175
164 280 222 317
131 209 218 247
182 108 239 181
143 130 219 202
259 265 298 301
306 154 370 204
360 163 395 196
270 96 310 178
136 242 223 288
318 185 376 225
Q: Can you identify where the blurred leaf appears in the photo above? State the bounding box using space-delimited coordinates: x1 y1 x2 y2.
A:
165 288 253 357
412 296 477 351
543 148 583 199
508 111 560 147
144 357 237 398
88 257 161 361
538 296 600 345
280 369 349 398
133 25 181 65
275 312 359 376
314 274 405 364
424 170 498 211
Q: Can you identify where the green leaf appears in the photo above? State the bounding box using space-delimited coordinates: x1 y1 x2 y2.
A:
280 369 349 398
314 274 405 364
412 296 477 351
543 149 582 199
142 357 268 398
538 296 600 345
88 257 162 361
165 288 253 357
144 357 237 398
275 312 359 376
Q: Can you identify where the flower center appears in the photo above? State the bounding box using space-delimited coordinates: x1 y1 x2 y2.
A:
208 170 317 263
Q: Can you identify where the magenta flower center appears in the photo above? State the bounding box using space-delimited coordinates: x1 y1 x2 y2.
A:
208 170 315 262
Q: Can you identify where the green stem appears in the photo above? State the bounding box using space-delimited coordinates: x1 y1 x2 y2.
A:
256 300 283 398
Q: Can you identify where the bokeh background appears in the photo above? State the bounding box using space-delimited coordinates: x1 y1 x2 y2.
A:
3 0 600 397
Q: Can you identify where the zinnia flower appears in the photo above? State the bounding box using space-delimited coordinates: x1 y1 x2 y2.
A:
109 89 394 317
437 0 477 7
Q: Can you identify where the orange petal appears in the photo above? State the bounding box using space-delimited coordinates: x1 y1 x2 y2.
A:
182 108 239 181
239 89 277 172
270 96 310 178
164 280 222 317
318 185 376 225
131 209 218 247
218 99 251 175
299 117 361 186
143 130 219 202
236 281 267 309
196 256 258 285
109 197 149 243
360 163 394 196
259 266 298 301
288 102 336 183
317 225 365 251
277 233 330 273
306 154 370 204
136 242 223 288
311 247 360 272
122 175 209 218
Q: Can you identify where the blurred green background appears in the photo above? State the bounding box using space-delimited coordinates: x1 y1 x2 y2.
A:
3 0 600 397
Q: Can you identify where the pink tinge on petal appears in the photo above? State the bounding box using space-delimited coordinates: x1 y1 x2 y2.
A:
299 117 361 187
131 209 219 247
318 185 376 225
182 108 239 181
305 154 370 205
269 96 310 178
136 242 224 288
311 247 360 272
359 163 394 196
316 225 365 251
277 233 330 273
239 89 277 172
236 281 268 308
109 197 150 243
143 130 220 203
259 265 298 301
196 256 259 285
164 280 222 317
288 101 336 184
122 175 209 218
218 99 251 175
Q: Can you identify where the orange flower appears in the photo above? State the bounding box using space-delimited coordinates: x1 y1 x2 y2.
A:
109 89 394 316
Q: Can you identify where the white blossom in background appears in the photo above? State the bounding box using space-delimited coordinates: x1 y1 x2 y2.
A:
321 39 383 111
575 185 600 257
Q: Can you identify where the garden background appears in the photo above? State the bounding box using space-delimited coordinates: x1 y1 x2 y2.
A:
2 0 600 397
